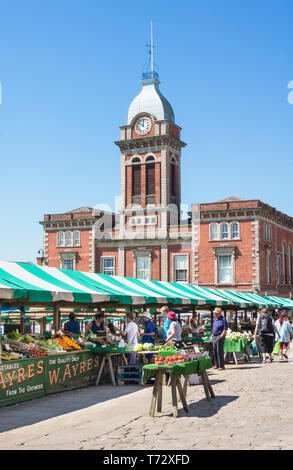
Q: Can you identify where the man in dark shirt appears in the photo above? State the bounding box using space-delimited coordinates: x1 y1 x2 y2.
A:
63 313 81 336
210 307 228 370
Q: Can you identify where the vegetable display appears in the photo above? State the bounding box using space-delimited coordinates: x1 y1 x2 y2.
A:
37 339 64 351
225 332 247 341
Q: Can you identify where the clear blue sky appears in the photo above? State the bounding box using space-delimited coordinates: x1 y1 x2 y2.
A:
0 0 292 262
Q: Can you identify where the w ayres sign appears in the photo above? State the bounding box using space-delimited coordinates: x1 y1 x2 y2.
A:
0 351 100 407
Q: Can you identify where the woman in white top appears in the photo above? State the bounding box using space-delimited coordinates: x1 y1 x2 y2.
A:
117 313 139 365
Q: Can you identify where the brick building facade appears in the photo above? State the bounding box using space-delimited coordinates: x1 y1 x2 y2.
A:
38 70 293 299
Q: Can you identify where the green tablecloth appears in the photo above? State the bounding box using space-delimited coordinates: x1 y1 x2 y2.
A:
142 356 212 384
223 337 248 353
157 350 178 357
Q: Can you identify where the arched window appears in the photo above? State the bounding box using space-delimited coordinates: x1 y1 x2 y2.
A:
65 231 72 247
232 222 239 239
131 156 141 163
210 223 219 240
221 223 229 239
57 231 64 247
145 155 155 162
282 242 286 284
73 231 80 247
146 162 155 204
132 163 141 204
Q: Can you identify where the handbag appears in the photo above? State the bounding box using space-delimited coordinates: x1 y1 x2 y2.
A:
273 340 281 356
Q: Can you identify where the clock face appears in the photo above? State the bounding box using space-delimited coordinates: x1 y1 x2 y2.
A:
136 118 152 135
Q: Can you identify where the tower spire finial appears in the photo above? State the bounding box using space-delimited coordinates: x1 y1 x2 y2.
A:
143 20 159 80
150 19 154 78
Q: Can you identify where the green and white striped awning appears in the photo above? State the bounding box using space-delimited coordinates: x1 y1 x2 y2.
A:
222 290 281 308
264 296 293 308
0 262 237 307
0 261 287 309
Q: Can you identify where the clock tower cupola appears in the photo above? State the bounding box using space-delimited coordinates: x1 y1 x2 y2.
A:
114 26 186 239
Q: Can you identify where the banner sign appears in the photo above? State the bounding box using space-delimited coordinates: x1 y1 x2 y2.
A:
0 357 46 406
0 351 101 407
45 351 100 393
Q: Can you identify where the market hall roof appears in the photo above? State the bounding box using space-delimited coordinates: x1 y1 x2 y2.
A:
127 77 175 125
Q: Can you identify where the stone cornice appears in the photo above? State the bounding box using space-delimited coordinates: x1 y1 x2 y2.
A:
114 134 186 151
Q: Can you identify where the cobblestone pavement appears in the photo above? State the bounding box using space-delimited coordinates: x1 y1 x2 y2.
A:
1 347 293 450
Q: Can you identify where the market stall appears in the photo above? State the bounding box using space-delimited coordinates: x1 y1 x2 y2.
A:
0 261 291 407
142 352 213 417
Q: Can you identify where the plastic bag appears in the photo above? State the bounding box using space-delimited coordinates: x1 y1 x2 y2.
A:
273 341 280 356
250 339 258 356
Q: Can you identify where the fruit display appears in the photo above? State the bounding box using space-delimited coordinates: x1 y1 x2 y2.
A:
54 337 73 351
154 354 186 365
60 335 83 350
155 350 208 366
1 350 24 361
26 348 47 357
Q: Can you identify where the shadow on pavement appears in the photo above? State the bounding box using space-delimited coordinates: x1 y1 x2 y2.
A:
0 384 143 433
187 394 239 418
226 366 261 370
208 379 226 385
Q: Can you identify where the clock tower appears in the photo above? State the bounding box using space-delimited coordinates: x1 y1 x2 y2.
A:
115 61 186 240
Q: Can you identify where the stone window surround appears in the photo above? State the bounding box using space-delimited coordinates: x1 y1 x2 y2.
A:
56 230 81 248
209 222 240 242
133 249 152 280
127 153 158 165
172 253 189 284
59 251 77 270
212 246 236 286
100 256 115 275
265 246 272 285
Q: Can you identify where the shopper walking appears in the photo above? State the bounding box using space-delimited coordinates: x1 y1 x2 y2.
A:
210 307 228 370
274 311 292 361
254 308 280 364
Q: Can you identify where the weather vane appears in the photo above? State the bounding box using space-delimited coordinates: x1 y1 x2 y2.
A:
145 20 154 78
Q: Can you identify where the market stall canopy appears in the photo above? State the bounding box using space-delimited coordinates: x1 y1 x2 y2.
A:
0 262 115 304
0 276 27 300
76 274 232 306
0 261 287 309
264 296 293 308
0 262 236 307
222 290 281 308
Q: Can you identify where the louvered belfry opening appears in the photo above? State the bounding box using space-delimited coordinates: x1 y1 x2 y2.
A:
171 163 176 203
132 163 141 205
146 162 155 205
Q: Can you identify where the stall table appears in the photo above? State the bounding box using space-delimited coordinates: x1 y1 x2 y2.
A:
95 352 128 386
223 337 250 365
142 356 214 418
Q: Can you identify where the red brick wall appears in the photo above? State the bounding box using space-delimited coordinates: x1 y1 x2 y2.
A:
46 229 92 271
198 220 253 287
124 246 161 280
96 248 119 275
259 219 293 294
168 245 192 283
